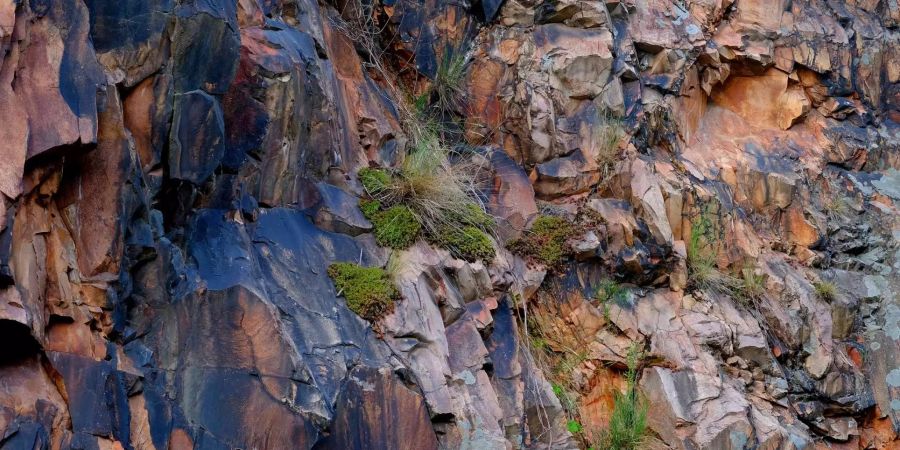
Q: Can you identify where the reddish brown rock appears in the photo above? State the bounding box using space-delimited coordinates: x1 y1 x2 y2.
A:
0 0 897 448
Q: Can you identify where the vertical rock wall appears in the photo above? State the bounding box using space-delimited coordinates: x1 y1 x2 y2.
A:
0 0 897 449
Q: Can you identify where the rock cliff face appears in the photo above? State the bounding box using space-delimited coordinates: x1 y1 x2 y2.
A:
0 0 898 449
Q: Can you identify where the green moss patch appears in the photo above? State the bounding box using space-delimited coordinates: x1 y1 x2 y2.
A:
327 262 398 323
359 199 382 220
370 205 421 249
508 215 576 270
437 225 495 262
356 167 498 259
452 203 496 229
358 167 392 195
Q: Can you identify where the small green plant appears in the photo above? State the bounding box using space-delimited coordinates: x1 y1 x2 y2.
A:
327 262 399 323
813 280 837 301
686 208 740 295
552 383 564 398
552 382 578 413
433 49 467 113
358 167 392 195
435 225 495 262
595 279 627 321
567 420 584 434
595 343 648 450
508 215 577 270
370 205 422 249
595 279 626 305
555 350 588 376
733 268 765 304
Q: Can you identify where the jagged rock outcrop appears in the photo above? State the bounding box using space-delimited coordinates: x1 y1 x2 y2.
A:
0 0 897 449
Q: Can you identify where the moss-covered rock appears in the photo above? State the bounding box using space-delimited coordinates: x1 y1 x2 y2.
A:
437 225 495 262
371 205 421 249
327 262 398 323
358 167 392 195
507 215 576 270
451 203 496 230
359 198 382 220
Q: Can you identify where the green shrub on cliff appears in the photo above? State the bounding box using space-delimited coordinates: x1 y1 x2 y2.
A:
594 344 648 450
327 262 398 323
370 205 422 249
358 167 392 195
356 144 497 260
433 49 467 113
435 225 495 262
813 280 837 301
508 215 576 270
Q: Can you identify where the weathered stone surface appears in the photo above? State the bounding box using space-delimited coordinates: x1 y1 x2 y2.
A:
534 24 614 100
316 366 439 450
484 150 538 237
171 1 240 95
1 0 898 447
312 182 373 235
84 0 174 86
169 91 226 184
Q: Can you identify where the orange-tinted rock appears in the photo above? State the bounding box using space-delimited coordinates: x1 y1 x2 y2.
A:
533 24 614 99
578 368 627 442
0 0 899 448
465 57 506 141
485 150 538 236
711 68 811 130
783 205 819 249
55 85 134 277
315 367 439 450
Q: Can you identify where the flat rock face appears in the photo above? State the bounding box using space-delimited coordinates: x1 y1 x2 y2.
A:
0 0 898 448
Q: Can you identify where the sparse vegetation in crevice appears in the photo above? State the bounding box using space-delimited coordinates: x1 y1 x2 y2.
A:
515 289 594 446
595 279 627 321
593 110 626 187
335 0 496 261
686 208 771 307
507 215 578 270
813 280 837 301
825 196 850 221
687 208 719 287
432 48 468 115
356 136 496 259
733 267 766 304
328 262 399 323
686 207 738 295
593 343 648 450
